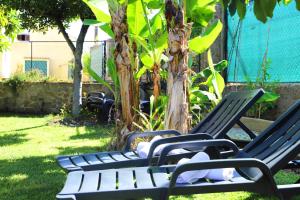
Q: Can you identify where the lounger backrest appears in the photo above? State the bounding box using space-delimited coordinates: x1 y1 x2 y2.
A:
189 89 264 138
238 100 300 179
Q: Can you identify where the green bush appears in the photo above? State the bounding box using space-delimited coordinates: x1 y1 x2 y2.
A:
4 69 57 91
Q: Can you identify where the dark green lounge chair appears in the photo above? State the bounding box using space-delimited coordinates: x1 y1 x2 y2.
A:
57 100 300 200
57 89 264 172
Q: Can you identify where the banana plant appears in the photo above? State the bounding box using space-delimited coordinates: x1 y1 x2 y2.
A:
83 0 147 148
189 51 227 126
133 95 168 131
163 0 224 133
133 1 168 102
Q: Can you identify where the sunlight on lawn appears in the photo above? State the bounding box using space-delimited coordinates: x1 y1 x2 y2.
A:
0 115 299 200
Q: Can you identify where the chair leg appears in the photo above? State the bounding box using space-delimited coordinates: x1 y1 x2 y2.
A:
152 191 168 200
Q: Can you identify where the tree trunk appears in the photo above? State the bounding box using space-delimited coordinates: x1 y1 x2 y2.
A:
71 25 89 116
56 20 89 116
153 63 160 102
110 5 139 148
164 0 191 133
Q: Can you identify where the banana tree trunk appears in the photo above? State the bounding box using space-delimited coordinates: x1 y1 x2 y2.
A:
110 5 139 148
152 63 160 102
164 0 191 133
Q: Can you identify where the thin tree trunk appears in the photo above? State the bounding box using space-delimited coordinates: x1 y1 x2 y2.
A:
110 5 139 148
71 25 89 116
164 0 191 133
57 20 89 116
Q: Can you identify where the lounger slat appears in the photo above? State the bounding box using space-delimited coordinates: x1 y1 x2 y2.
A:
123 151 140 160
265 129 300 166
79 171 99 192
58 157 76 169
60 171 84 193
207 99 247 136
118 169 135 190
249 112 300 157
135 167 155 189
99 170 117 191
84 154 103 165
198 100 233 134
256 120 300 160
205 100 237 134
71 156 88 167
110 152 129 161
244 109 300 152
96 153 115 163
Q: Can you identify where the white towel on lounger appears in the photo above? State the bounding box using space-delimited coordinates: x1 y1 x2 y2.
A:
176 152 237 183
176 152 210 183
136 136 189 158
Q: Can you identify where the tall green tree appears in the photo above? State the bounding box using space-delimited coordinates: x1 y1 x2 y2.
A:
0 5 20 52
0 0 94 115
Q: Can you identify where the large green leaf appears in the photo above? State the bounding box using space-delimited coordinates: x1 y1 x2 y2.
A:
83 19 102 25
140 52 154 67
86 61 114 95
214 60 228 72
236 0 246 19
131 34 151 53
83 20 114 38
155 31 168 52
127 0 147 35
228 0 237 16
135 66 148 79
83 0 111 23
197 60 227 80
254 0 277 23
140 9 164 37
186 0 217 27
107 58 119 89
99 23 115 38
257 92 280 103
188 20 223 54
296 0 300 10
145 0 164 9
212 72 225 99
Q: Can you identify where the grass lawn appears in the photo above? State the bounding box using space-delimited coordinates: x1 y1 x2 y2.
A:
0 114 299 200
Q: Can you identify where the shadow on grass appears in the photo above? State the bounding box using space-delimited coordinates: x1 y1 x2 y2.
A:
0 138 110 200
0 133 28 146
0 156 65 200
69 126 112 140
0 124 47 134
0 113 48 118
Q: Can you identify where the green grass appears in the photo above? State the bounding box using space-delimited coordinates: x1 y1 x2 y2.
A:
0 114 299 200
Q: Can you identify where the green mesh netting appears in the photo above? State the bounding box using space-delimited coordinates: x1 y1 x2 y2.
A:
227 1 300 83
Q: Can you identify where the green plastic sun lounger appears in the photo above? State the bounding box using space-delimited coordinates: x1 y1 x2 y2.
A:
57 100 300 200
56 89 264 172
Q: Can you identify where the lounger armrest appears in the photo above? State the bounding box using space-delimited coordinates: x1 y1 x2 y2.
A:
146 133 213 164
123 130 181 151
157 139 239 165
169 158 276 189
